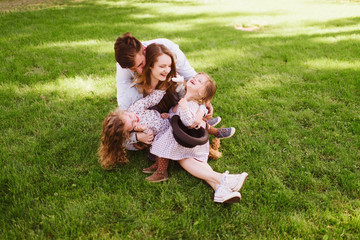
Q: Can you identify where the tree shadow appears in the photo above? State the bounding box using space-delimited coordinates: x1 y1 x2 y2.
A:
0 0 278 85
306 16 360 28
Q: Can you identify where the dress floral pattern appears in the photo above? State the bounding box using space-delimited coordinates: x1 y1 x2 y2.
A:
128 90 170 136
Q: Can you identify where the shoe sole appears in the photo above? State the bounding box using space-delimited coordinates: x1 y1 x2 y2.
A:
223 195 241 203
233 172 248 192
146 177 169 183
142 169 156 174
214 192 241 203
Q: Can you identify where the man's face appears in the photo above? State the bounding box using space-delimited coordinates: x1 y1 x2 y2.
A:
130 51 146 74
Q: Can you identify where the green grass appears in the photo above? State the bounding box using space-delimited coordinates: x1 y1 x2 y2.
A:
1 0 360 239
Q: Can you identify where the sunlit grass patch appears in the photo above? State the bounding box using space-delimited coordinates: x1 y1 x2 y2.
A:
305 58 360 70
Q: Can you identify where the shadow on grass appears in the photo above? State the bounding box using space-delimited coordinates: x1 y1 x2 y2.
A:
308 16 360 28
1 0 359 87
0 0 278 85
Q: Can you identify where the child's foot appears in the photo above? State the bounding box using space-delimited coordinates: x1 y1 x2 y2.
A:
146 171 169 183
223 170 248 192
214 183 241 203
142 163 158 173
216 127 236 139
207 117 221 127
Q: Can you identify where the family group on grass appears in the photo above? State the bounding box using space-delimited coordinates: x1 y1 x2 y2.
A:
99 32 248 203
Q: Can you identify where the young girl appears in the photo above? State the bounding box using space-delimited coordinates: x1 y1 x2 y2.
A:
99 89 171 169
146 73 248 203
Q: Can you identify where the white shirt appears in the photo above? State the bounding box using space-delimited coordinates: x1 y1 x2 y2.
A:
116 39 197 110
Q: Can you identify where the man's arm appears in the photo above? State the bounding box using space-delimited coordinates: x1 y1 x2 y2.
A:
116 62 142 110
173 46 197 81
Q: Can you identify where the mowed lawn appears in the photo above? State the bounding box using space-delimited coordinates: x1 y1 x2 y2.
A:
1 0 359 239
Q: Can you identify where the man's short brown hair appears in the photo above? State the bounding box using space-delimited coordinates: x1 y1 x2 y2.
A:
114 32 142 68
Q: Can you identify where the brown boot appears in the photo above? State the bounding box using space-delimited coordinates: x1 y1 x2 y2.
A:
146 157 169 183
145 170 169 182
142 162 158 173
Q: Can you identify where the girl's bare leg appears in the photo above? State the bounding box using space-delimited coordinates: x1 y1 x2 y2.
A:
178 158 222 191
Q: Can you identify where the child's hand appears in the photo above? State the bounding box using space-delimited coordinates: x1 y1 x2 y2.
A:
178 98 188 110
161 113 170 119
190 109 204 129
136 130 154 145
134 124 147 132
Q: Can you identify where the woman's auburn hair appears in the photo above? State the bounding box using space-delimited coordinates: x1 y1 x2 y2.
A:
98 110 129 170
135 43 177 96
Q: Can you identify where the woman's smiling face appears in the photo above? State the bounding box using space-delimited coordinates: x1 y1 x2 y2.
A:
150 53 172 82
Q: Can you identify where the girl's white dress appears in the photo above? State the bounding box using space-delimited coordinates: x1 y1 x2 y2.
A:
127 90 170 136
150 100 209 162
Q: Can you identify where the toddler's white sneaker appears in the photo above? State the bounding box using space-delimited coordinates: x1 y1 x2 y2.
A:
214 182 241 203
223 170 248 192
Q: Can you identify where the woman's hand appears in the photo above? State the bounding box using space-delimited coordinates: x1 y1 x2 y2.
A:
136 130 154 145
161 113 170 119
